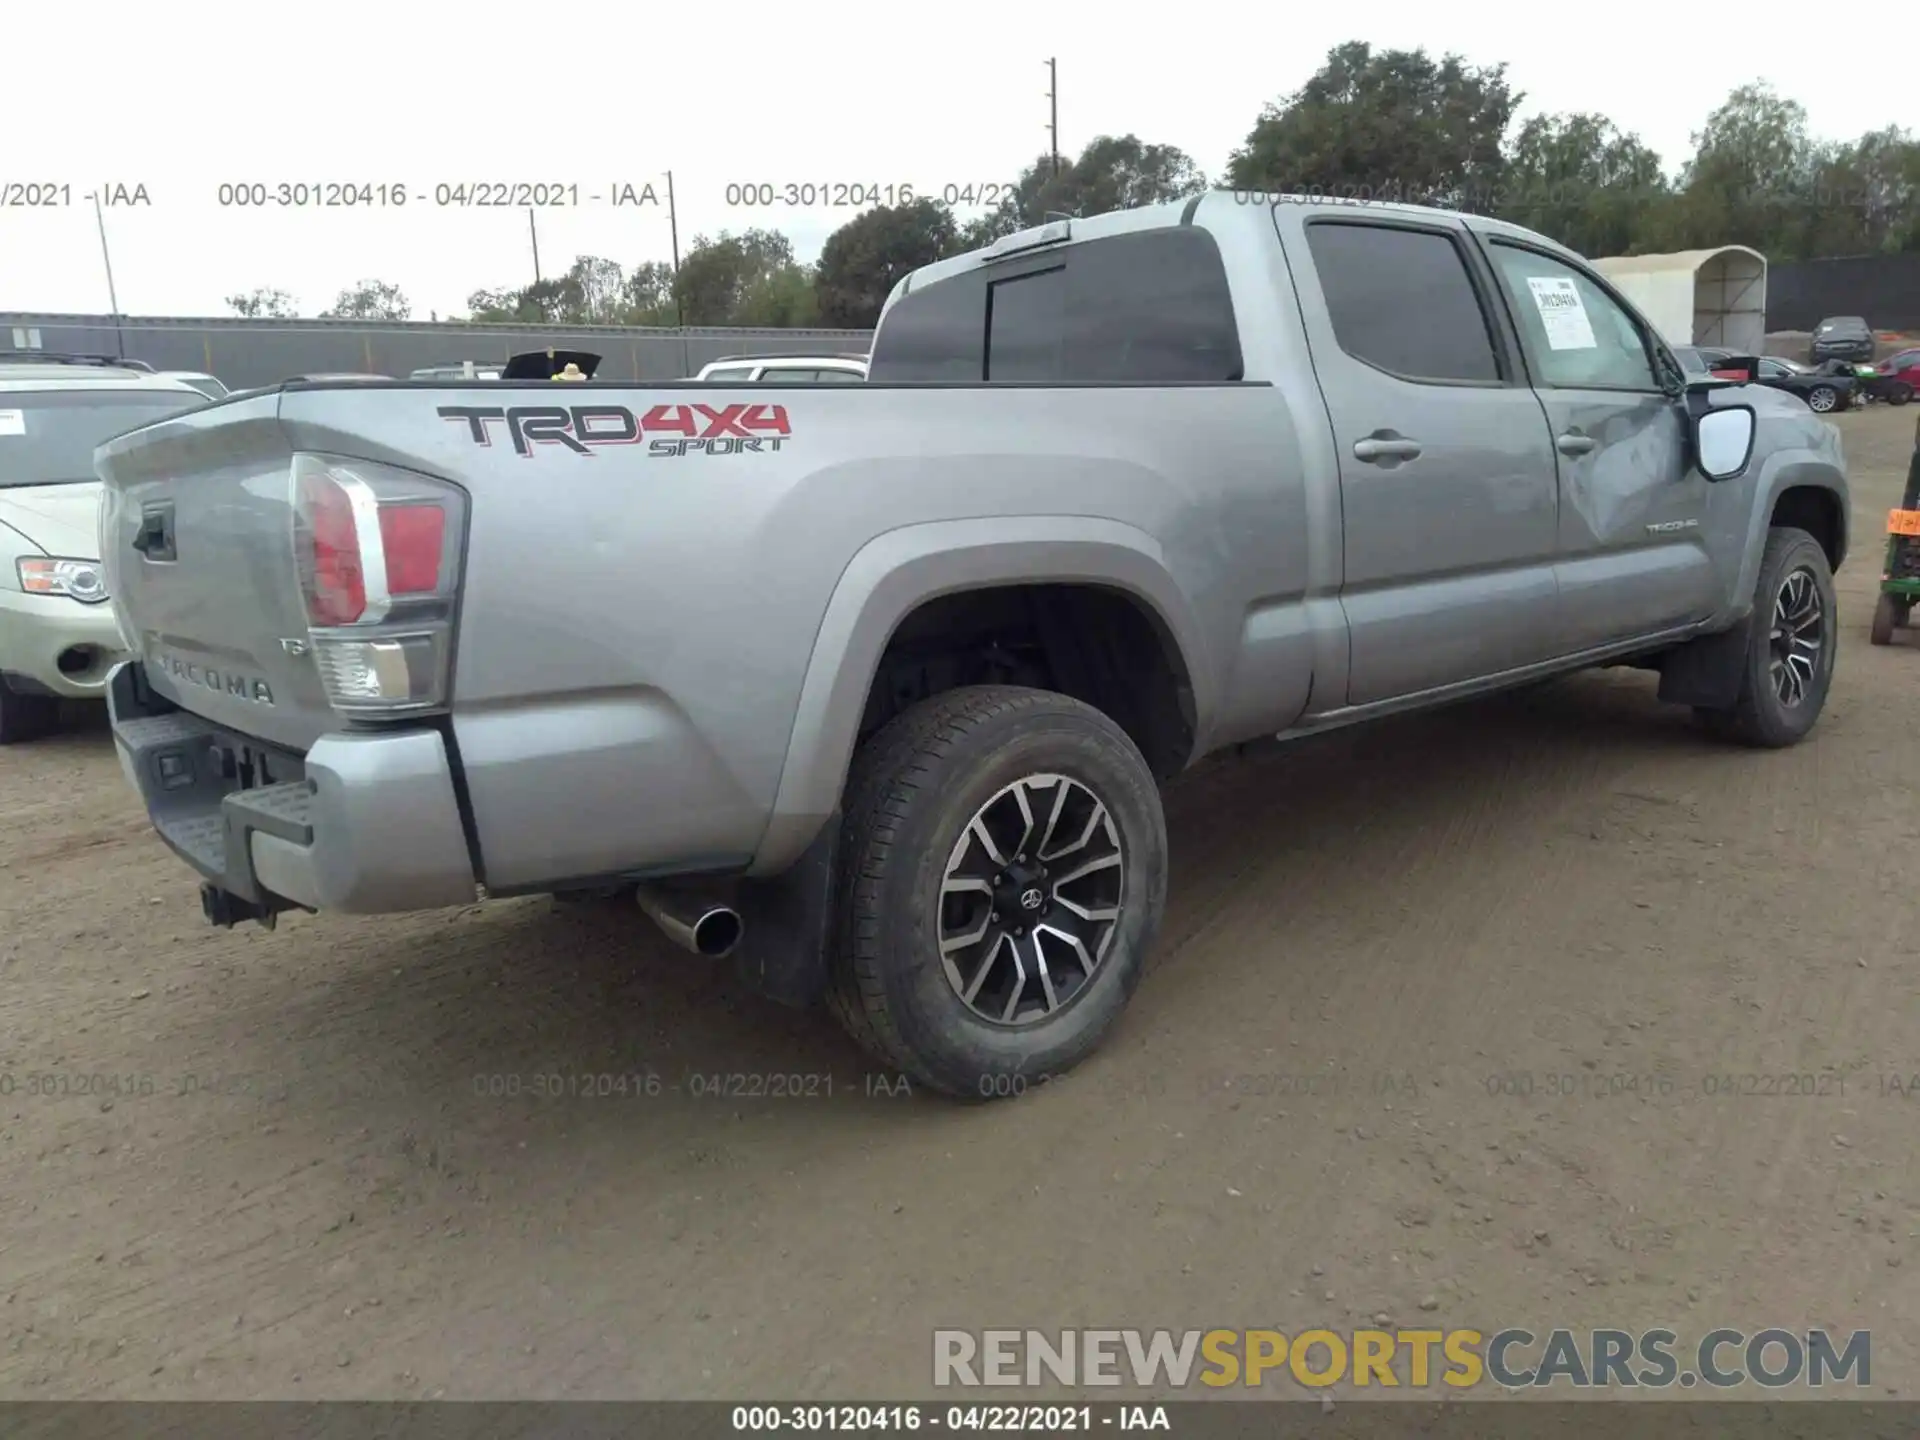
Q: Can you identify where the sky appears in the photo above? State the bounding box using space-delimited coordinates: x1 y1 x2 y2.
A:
0 1 1903 320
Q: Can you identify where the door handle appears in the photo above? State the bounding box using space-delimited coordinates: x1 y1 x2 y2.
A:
1555 431 1597 457
1352 434 1422 464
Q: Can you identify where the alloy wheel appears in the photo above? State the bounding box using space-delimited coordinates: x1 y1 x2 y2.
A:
936 773 1124 1026
1769 567 1825 708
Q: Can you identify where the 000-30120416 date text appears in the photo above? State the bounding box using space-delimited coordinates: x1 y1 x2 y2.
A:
721 181 1014 208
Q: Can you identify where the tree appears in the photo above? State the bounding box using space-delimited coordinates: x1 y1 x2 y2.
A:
1226 42 1520 211
814 199 960 327
321 279 411 320
1795 127 1920 258
672 229 812 326
972 135 1207 241
1669 81 1816 255
1498 113 1668 257
621 261 678 326
225 287 296 318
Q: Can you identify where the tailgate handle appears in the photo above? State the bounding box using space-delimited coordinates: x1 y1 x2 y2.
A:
132 504 176 562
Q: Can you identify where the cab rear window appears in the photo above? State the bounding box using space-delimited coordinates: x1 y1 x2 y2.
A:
869 228 1243 384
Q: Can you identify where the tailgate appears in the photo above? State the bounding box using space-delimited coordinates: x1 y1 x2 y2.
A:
96 392 335 751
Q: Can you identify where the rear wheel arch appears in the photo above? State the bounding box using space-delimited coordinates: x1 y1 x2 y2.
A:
748 519 1212 878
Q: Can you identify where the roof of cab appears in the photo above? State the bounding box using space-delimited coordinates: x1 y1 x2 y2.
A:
884 189 1578 308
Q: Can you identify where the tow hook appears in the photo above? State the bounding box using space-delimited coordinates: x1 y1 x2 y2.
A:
200 882 279 931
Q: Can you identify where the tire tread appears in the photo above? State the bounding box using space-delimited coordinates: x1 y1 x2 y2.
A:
826 685 1134 1086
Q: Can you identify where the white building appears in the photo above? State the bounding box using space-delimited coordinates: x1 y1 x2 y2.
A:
1589 247 1768 355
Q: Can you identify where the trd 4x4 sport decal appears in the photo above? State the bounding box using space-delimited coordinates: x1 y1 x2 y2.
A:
437 403 791 457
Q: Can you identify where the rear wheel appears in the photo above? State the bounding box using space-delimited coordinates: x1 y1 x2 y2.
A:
1806 386 1840 414
827 685 1167 1099
1696 527 1837 746
0 688 60 744
1871 594 1899 646
1886 382 1914 406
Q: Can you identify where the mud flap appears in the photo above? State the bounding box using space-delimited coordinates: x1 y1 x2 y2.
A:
1656 616 1753 710
732 812 839 1008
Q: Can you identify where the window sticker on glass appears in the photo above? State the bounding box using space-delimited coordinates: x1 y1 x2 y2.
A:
1526 276 1597 351
0 409 25 437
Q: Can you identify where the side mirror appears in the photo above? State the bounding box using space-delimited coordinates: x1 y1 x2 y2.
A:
1691 404 1757 482
1709 355 1760 383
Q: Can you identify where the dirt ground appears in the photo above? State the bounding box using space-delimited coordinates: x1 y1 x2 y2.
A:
3 408 1918 1402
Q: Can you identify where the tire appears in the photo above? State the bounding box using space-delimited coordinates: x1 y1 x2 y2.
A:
827 685 1168 1099
1887 383 1914 407
1871 593 1899 646
0 687 59 744
1805 386 1839 414
1697 527 1837 746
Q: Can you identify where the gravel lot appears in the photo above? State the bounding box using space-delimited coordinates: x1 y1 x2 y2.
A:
3 406 1917 1400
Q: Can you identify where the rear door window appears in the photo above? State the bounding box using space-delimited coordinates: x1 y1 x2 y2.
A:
700 367 754 382
1304 221 1501 383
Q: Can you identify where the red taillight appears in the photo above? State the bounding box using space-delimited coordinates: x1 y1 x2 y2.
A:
378 504 446 595
301 471 367 625
290 454 466 715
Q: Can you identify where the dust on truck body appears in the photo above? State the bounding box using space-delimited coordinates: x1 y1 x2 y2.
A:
95 194 1848 1097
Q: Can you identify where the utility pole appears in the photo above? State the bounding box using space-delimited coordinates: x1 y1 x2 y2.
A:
1045 58 1060 179
92 192 125 358
528 208 542 284
666 170 683 328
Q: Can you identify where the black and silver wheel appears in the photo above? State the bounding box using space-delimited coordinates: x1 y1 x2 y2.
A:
828 685 1167 1098
1805 386 1839 414
1887 382 1914 407
1697 527 1837 747
0 686 59 745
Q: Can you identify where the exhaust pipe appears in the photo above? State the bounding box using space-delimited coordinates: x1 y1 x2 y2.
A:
635 883 744 959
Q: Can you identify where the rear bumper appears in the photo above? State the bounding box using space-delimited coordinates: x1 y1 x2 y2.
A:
107 661 477 915
0 588 128 699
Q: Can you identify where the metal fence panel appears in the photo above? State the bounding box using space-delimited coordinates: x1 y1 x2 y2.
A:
0 315 876 389
1765 255 1920 332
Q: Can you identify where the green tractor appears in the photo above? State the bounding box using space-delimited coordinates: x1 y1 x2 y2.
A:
1870 417 1920 646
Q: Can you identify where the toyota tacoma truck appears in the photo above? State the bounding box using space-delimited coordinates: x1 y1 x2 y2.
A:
94 194 1849 1097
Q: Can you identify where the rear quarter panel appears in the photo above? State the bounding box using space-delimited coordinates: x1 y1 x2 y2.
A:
272 381 1313 889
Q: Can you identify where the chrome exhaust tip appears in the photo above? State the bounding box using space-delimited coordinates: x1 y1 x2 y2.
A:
635 884 744 959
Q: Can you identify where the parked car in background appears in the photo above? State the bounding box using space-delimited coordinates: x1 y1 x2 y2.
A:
694 354 867 382
1872 347 1920 402
0 351 153 373
0 358 208 740
410 362 504 381
157 371 231 401
1681 347 1855 414
1809 316 1876 364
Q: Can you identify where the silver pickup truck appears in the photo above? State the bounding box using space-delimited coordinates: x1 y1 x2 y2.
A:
95 194 1848 1097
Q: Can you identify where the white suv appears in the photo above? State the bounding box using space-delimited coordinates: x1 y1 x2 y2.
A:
0 358 209 741
693 354 867 383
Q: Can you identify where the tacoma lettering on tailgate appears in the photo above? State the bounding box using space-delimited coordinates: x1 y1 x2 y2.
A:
436 403 791 458
154 652 276 705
